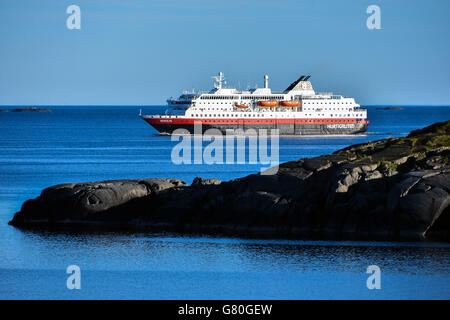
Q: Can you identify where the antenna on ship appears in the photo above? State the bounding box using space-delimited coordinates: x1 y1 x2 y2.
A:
264 75 269 89
212 72 225 89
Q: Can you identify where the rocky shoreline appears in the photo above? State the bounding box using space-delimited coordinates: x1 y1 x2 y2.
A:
9 121 450 241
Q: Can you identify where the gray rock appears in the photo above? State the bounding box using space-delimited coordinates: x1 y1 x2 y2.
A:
303 157 332 172
361 163 378 172
335 167 362 193
386 176 422 214
11 178 186 223
191 177 222 186
365 170 383 181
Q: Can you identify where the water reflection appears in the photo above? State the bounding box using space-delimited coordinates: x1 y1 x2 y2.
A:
4 229 449 276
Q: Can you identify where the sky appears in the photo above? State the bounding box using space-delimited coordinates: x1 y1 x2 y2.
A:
0 0 449 106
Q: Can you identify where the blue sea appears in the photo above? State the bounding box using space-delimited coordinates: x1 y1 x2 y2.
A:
0 105 449 299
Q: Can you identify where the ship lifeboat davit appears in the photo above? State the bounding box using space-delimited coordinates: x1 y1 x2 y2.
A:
280 100 301 107
257 100 278 107
234 103 249 109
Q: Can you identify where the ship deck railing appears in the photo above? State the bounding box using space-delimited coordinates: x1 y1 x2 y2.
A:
146 115 184 118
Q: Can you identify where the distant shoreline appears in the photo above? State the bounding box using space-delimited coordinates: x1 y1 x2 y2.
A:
376 107 405 110
10 107 51 113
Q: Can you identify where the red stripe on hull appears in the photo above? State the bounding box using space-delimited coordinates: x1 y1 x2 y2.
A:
143 117 369 126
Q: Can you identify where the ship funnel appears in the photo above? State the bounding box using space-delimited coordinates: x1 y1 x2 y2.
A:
264 75 269 89
284 75 306 92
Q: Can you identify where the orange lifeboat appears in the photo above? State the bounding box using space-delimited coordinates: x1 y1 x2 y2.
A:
257 100 278 107
234 103 249 109
280 100 301 107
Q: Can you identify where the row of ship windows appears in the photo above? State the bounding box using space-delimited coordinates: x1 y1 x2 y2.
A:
195 119 357 123
178 100 354 104
198 96 354 101
190 114 363 118
304 101 353 104
191 107 357 112
175 99 354 104
194 103 355 109
200 96 285 100
303 108 354 111
241 96 285 100
197 102 233 105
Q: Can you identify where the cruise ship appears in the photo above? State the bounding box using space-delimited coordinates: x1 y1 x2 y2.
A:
140 72 368 135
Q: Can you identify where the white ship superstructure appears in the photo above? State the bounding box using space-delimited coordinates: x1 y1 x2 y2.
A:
141 72 369 135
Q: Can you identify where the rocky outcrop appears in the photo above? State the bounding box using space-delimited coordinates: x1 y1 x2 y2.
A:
9 121 450 241
191 177 222 186
10 179 187 224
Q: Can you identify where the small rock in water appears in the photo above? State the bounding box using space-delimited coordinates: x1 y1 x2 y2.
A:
11 107 51 112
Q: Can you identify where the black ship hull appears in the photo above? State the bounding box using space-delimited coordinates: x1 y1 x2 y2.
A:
148 122 368 135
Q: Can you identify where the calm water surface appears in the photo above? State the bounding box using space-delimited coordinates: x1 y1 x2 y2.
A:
0 106 449 299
